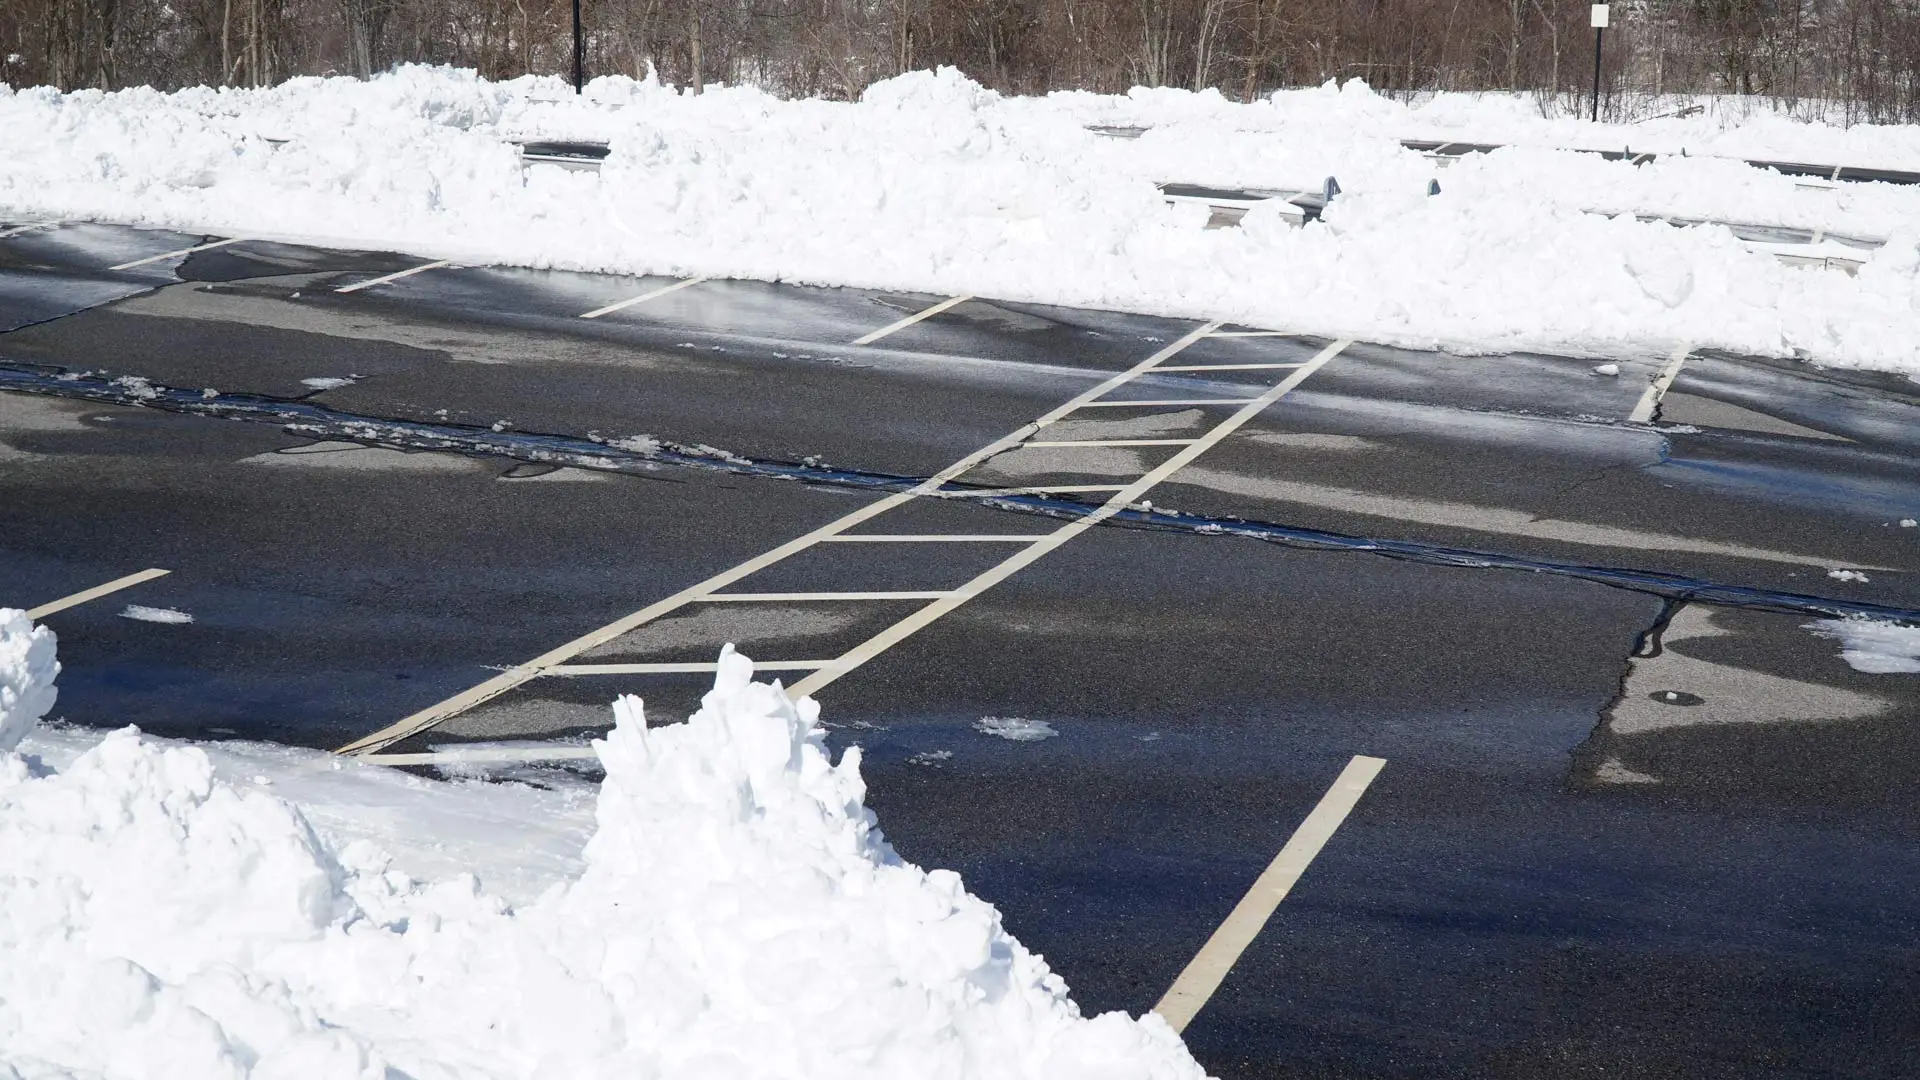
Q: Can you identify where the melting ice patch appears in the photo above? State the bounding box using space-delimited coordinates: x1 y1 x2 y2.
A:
975 716 1059 742
1809 617 1920 674
119 604 193 624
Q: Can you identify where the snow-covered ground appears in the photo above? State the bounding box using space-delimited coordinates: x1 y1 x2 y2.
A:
5 68 1920 374
0 611 1205 1079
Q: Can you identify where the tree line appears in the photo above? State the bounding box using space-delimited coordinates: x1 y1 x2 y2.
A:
10 0 1920 123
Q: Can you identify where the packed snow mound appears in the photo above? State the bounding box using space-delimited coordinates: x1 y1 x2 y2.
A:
9 66 1920 370
0 643 1206 1079
0 610 57 752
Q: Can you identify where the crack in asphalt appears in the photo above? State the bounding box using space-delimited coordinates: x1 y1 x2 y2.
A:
5 362 1917 626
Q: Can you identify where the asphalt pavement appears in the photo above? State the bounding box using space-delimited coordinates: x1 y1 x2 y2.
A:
3 222 1917 1079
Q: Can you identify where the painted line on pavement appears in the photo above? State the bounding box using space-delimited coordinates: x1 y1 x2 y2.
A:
694 590 956 603
362 746 601 767
335 259 454 294
1152 754 1387 1034
851 294 973 345
1629 344 1692 423
579 276 710 319
337 320 1227 756
783 336 1348 700
820 534 1045 543
1076 398 1263 408
25 568 171 621
1155 362 1307 373
110 237 244 271
547 661 832 675
1025 438 1202 448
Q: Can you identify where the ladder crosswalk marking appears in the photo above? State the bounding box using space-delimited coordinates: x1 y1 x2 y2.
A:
338 322 1350 757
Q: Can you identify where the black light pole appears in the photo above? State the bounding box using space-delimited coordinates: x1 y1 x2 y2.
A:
568 0 583 93
1589 3 1608 122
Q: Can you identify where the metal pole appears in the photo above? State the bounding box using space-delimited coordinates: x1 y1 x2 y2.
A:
1591 26 1603 122
1588 4 1609 122
572 0 584 94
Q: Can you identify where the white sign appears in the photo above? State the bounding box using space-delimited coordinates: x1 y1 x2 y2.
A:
1590 3 1611 27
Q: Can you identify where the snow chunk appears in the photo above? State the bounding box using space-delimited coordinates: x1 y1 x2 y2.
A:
1827 569 1870 583
300 376 357 390
1808 617 1920 673
0 641 1205 1078
1592 363 1620 376
607 434 661 454
974 715 1060 742
108 375 158 400
1901 518 1917 528
0 609 59 752
120 604 194 624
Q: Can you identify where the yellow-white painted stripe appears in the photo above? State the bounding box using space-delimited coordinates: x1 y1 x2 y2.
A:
1151 754 1386 1033
851 294 973 345
579 276 710 318
25 568 171 620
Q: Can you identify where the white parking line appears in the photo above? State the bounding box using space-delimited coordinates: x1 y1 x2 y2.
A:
110 238 244 271
820 534 1045 543
1629 344 1692 423
1024 438 1202 448
362 746 602 767
1155 362 1307 373
335 259 453 294
25 568 171 621
695 590 956 603
579 276 710 319
547 661 833 675
1152 754 1387 1034
851 295 973 346
1075 398 1263 408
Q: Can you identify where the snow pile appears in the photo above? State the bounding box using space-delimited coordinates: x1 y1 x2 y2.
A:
0 609 57 751
0 635 1204 1079
7 67 1920 370
1810 617 1920 673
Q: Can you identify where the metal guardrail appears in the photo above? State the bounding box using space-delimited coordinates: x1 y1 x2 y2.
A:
1158 178 1341 225
517 140 612 170
1402 138 1920 186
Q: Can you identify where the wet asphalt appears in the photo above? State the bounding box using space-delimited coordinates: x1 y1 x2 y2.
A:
2 223 1918 1079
